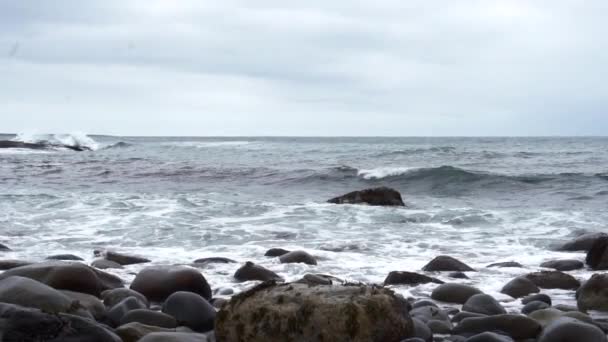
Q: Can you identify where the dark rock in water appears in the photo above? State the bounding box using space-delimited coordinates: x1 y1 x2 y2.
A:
501 277 540 298
0 259 33 270
294 273 343 286
264 248 290 257
234 261 283 282
279 250 317 265
130 266 211 302
449 271 470 279
523 271 580 290
0 243 11 251
422 256 475 272
0 276 80 314
586 236 608 270
411 318 433 342
540 259 584 271
0 140 92 152
384 271 444 286
162 291 216 332
192 257 236 265
61 290 107 320
557 232 608 252
0 302 121 341
115 322 175 342
537 317 606 342
46 254 84 261
92 259 124 269
94 250 151 266
465 332 514 342
462 294 506 316
0 261 123 296
216 281 414 342
138 332 209 342
577 273 608 311
108 297 147 327
102 288 149 308
453 314 542 340
522 300 550 315
487 261 523 268
522 293 552 306
327 187 405 206
120 309 177 329
431 283 483 304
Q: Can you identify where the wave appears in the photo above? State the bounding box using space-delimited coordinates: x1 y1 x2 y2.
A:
102 141 133 149
357 167 417 180
375 146 456 157
160 141 250 149
10 132 99 151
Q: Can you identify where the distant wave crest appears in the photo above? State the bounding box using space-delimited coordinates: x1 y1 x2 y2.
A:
12 132 99 151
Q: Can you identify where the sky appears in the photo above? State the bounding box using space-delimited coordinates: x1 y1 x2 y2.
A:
1 0 607 136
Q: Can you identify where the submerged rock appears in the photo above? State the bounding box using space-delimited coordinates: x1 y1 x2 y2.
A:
586 236 608 270
328 187 405 206
130 266 212 302
279 250 317 265
384 271 443 286
234 261 283 282
540 259 584 271
422 256 475 272
216 281 413 341
264 248 291 257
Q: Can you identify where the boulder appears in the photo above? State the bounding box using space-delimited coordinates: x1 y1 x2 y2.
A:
162 291 216 332
0 259 33 270
410 305 450 324
94 250 151 265
264 248 291 257
102 288 149 308
452 311 487 323
487 262 523 268
501 277 540 298
431 283 483 304
0 261 123 296
558 232 608 252
138 332 209 342
524 271 580 290
130 266 212 302
384 271 444 286
448 271 469 279
522 301 550 315
537 317 607 342
528 308 593 328
294 274 343 286
46 254 84 261
120 309 177 329
462 294 506 316
327 187 405 206
192 257 236 266
216 281 414 341
412 300 438 309
427 319 452 334
279 250 317 265
107 297 147 326
0 243 10 251
465 332 514 342
577 273 608 311
115 322 175 342
586 237 608 270
540 259 584 271
0 276 79 314
0 302 121 341
453 314 541 340
234 261 283 282
422 256 475 272
522 293 552 306
411 318 432 342
92 259 124 269
61 290 107 320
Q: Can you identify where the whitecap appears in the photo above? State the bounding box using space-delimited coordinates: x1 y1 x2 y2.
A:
357 166 417 180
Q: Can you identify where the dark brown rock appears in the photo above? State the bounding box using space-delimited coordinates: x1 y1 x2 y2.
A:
384 271 444 286
557 232 608 252
577 273 608 311
422 255 475 272
130 266 212 302
540 259 584 271
524 271 580 290
328 187 405 206
264 248 290 257
586 236 608 270
501 277 540 298
279 250 317 265
234 261 283 282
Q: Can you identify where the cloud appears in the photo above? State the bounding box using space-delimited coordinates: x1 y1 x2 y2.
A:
0 0 606 135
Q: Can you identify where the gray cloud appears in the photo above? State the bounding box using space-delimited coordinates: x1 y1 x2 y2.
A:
1 0 606 135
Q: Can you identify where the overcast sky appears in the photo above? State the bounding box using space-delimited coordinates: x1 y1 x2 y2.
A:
1 1 606 136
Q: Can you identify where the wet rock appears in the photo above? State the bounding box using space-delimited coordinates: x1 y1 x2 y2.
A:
102 288 149 308
452 311 487 323
462 294 506 316
427 319 452 334
115 322 175 342
431 283 483 304
192 257 237 266
94 250 151 266
411 318 432 342
586 236 608 270
577 273 608 311
540 259 584 271
211 297 229 310
522 293 552 306
162 291 216 332
501 276 540 298
120 309 177 329
412 300 438 309
465 332 513 342
107 297 147 326
422 256 475 272
537 317 606 342
0 276 79 314
92 259 124 269
61 290 107 320
528 308 593 328
0 261 123 296
264 248 290 257
279 250 317 265
487 261 523 268
234 261 283 282
558 232 608 252
294 273 343 286
410 305 450 324
130 266 212 302
522 301 550 315
215 281 414 342
0 243 10 251
138 332 209 342
46 254 84 261
384 271 444 286
453 314 541 340
0 302 121 341
524 271 580 290
448 271 469 279
0 259 33 270
327 187 405 206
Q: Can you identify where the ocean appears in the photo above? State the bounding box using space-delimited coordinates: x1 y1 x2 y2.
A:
1 133 607 312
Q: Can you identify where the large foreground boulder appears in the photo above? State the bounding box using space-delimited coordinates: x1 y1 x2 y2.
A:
0 276 79 314
328 187 405 206
422 255 475 272
0 261 123 296
577 273 608 311
431 283 483 304
130 266 211 302
586 236 608 270
523 271 580 290
453 314 541 340
537 317 607 342
216 281 414 342
162 291 216 332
